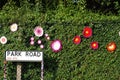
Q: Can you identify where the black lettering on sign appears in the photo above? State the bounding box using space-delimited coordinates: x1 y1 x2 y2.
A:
10 51 21 56
6 51 10 56
26 51 41 57
26 51 29 56
37 52 41 57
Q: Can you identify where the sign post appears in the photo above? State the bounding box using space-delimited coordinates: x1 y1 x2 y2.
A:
41 60 44 80
16 63 22 80
5 51 44 80
3 60 7 80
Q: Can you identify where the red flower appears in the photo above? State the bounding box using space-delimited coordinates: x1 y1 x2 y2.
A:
106 42 116 52
90 41 99 50
73 35 81 45
83 26 92 38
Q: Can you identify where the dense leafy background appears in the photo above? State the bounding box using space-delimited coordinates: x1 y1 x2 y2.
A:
0 0 120 80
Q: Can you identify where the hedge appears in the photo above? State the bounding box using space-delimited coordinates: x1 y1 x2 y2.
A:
0 1 120 80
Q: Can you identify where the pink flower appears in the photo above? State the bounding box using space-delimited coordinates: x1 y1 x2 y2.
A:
30 37 34 41
34 26 44 37
40 44 44 49
50 40 62 52
45 34 48 37
0 36 7 44
30 41 34 45
37 40 42 44
45 33 50 40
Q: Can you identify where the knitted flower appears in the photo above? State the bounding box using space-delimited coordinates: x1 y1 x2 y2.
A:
0 36 7 44
50 40 62 52
10 23 18 32
37 40 42 44
34 26 43 37
45 34 48 37
90 41 99 50
30 41 34 45
40 44 44 49
45 33 50 40
30 37 34 41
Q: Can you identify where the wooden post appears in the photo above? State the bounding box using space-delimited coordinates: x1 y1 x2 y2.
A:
41 53 44 80
3 60 7 80
16 63 22 80
41 60 44 80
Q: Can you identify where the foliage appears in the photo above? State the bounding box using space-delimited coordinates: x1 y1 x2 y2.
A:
86 0 120 15
0 0 120 80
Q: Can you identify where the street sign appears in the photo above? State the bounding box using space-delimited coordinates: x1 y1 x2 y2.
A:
5 51 43 62
4 51 44 80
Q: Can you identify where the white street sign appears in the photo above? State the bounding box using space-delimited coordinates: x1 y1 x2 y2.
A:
5 51 43 62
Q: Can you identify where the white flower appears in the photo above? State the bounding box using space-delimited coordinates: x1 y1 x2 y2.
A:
10 23 18 32
0 36 7 44
46 36 50 40
119 31 120 36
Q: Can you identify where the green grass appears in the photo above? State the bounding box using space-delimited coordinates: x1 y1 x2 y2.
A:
0 3 120 80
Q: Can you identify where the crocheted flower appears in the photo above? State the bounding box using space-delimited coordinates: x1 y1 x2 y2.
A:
37 40 42 44
40 44 44 49
10 23 18 32
30 37 34 41
30 40 34 45
50 40 62 52
34 26 43 37
0 36 7 44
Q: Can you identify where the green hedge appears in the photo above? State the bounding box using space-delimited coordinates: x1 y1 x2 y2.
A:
0 1 120 80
